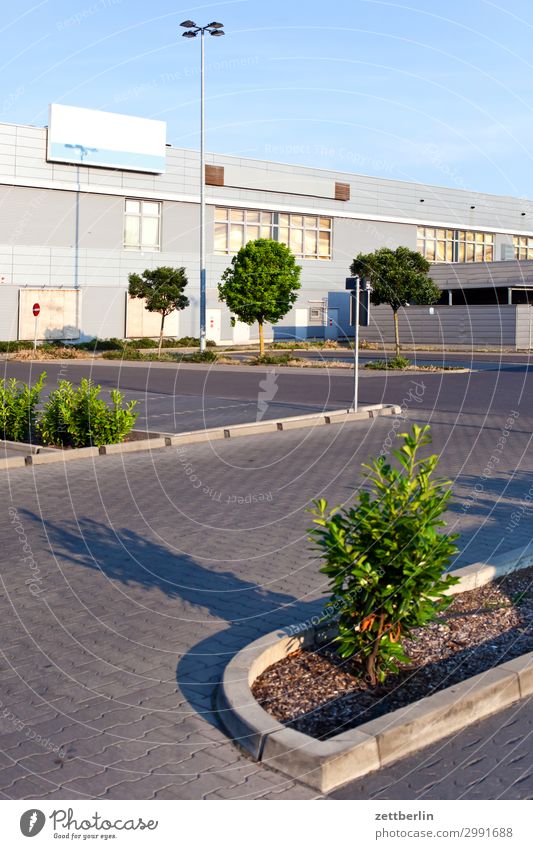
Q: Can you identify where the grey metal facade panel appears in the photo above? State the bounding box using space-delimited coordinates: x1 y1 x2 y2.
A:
161 200 200 252
0 120 532 237
81 286 125 340
430 260 533 289
515 306 533 348
360 304 518 348
0 285 19 339
0 186 76 247
333 217 416 260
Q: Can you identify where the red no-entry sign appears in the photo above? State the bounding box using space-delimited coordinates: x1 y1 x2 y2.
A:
32 303 40 317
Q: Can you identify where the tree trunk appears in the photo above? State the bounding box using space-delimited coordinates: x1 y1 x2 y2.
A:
393 309 400 359
366 612 386 687
158 312 165 359
258 320 265 357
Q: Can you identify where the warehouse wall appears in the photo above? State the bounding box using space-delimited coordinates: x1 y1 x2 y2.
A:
360 304 520 349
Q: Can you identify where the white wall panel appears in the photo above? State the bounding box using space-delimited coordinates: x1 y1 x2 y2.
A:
125 295 179 338
19 288 79 340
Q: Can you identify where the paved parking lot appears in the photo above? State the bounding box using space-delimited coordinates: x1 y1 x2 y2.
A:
0 405 532 800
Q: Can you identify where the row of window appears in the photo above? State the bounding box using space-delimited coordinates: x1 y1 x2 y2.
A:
122 200 533 265
214 207 332 259
123 201 333 259
417 227 495 263
513 235 533 260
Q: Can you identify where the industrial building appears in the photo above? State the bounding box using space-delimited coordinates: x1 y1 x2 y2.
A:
1 103 533 348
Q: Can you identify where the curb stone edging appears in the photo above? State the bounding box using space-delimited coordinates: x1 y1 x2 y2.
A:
216 551 533 793
0 404 400 471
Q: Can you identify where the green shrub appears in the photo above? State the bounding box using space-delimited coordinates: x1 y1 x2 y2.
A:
250 353 293 365
75 338 125 352
181 350 218 363
365 356 411 370
0 340 34 353
308 425 459 685
38 378 138 447
102 349 144 360
127 337 158 349
0 372 46 442
172 336 217 348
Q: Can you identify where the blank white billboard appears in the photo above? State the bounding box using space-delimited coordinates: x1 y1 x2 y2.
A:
19 289 79 340
47 104 166 173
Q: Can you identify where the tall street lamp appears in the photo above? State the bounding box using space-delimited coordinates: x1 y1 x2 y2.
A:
180 19 225 353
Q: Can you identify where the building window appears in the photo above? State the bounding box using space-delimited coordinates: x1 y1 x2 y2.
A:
417 227 494 262
124 199 161 250
513 235 533 259
214 207 332 259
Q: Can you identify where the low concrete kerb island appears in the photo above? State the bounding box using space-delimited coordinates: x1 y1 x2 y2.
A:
0 403 401 471
216 545 533 794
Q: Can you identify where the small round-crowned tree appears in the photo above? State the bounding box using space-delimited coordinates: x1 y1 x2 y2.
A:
351 246 440 358
218 239 301 356
128 266 189 358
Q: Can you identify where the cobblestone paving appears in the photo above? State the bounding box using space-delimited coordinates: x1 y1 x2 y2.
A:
0 408 532 800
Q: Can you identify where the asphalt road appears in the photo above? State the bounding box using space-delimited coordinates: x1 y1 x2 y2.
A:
2 353 532 433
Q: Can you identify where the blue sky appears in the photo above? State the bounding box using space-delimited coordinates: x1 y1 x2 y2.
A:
2 0 533 196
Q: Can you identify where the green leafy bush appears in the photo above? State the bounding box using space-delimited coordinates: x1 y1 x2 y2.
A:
38 379 138 447
249 353 294 365
102 349 144 361
365 356 411 370
308 424 459 685
74 338 126 352
0 372 46 442
181 350 218 363
127 337 158 349
0 340 34 353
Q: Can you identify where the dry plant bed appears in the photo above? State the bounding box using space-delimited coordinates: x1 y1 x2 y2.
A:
252 566 533 740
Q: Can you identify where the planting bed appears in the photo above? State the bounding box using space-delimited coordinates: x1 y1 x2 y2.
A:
252 566 533 740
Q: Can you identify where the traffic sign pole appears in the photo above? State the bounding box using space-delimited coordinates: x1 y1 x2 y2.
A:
32 303 40 353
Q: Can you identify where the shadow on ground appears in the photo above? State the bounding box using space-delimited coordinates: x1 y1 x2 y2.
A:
17 510 323 731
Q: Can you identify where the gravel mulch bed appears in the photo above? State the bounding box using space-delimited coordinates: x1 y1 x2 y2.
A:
252 567 533 740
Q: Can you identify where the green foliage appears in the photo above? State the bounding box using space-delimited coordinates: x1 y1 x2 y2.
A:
74 338 125 352
218 239 301 354
365 356 411 370
181 350 218 363
0 372 46 442
270 340 341 350
308 425 459 685
250 353 294 365
351 246 439 313
38 379 138 447
351 246 440 357
0 340 34 352
102 349 143 360
173 336 217 348
129 336 217 349
128 266 190 356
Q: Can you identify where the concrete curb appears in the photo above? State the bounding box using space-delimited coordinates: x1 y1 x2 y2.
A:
0 403 400 471
216 553 533 793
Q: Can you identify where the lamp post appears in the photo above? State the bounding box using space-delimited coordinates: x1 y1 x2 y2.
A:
180 19 225 353
65 143 96 338
346 276 371 412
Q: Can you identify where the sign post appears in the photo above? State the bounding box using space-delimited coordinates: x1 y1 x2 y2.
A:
32 303 40 353
346 278 371 412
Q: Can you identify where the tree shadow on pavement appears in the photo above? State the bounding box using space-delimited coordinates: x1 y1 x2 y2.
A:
17 509 323 730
